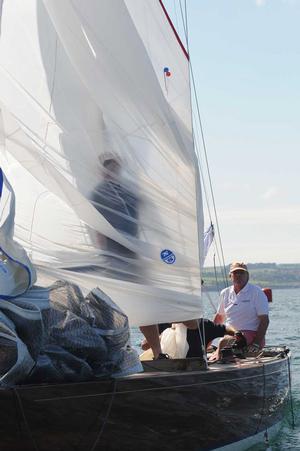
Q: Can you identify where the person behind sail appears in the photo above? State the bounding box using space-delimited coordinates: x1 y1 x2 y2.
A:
90 154 165 360
213 262 269 354
90 153 139 272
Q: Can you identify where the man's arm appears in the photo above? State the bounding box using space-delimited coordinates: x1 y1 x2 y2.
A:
249 288 269 351
213 312 225 324
249 314 269 350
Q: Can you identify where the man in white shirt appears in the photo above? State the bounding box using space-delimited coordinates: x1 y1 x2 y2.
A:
214 262 269 353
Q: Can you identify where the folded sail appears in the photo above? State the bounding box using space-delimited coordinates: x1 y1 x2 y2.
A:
0 0 203 325
0 169 36 298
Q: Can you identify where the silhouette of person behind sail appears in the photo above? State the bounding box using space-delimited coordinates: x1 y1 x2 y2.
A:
90 154 139 280
91 154 165 359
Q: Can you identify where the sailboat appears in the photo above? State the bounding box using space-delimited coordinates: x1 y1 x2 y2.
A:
0 1 290 450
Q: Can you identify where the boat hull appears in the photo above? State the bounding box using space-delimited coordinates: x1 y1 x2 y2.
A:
0 350 290 451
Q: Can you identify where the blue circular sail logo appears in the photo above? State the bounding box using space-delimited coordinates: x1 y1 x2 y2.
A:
160 249 176 264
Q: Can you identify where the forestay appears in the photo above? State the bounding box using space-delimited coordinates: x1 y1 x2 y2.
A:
0 0 203 326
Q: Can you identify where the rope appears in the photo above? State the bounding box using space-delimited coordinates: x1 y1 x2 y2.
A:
202 288 218 315
213 254 221 294
33 364 284 404
177 1 228 284
287 354 295 428
13 388 40 451
255 363 266 435
14 379 118 451
175 1 213 314
89 378 117 451
190 62 228 283
196 319 208 369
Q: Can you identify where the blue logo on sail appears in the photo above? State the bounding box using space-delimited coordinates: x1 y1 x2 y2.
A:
160 249 176 264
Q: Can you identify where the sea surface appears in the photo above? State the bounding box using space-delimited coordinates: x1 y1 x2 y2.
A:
132 288 300 451
249 288 300 450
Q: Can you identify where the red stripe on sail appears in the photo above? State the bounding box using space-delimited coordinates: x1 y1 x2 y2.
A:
158 0 189 61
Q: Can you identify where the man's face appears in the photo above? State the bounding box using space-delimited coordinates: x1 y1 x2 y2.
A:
104 159 121 177
230 270 249 290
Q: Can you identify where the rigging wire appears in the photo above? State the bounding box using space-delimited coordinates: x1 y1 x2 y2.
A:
177 0 223 320
190 63 228 285
197 318 208 369
173 0 180 32
178 0 228 287
191 100 227 287
202 287 218 314
174 0 205 296
213 254 221 294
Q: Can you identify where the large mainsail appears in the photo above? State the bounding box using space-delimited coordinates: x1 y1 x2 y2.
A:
0 0 203 325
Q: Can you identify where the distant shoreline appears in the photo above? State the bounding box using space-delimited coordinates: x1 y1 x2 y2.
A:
202 285 300 292
202 263 300 292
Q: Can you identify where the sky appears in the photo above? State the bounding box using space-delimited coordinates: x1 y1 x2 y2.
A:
166 0 300 264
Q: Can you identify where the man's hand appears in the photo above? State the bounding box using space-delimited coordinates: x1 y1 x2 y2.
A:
248 343 260 353
233 331 247 350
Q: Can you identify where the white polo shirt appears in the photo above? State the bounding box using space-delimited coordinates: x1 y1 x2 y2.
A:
217 283 269 331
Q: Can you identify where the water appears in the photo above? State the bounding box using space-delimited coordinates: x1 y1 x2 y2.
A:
249 288 300 450
131 288 300 450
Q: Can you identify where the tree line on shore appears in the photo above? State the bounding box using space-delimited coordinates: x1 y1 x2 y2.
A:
202 263 300 291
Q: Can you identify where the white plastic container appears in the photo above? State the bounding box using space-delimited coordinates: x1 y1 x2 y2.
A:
161 323 189 359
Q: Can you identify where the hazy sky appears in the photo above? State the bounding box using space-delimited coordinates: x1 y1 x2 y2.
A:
166 0 300 264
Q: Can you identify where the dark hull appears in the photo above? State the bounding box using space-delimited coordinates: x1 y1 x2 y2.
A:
0 350 290 451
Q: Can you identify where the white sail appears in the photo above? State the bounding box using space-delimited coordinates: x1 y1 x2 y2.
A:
0 0 203 326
